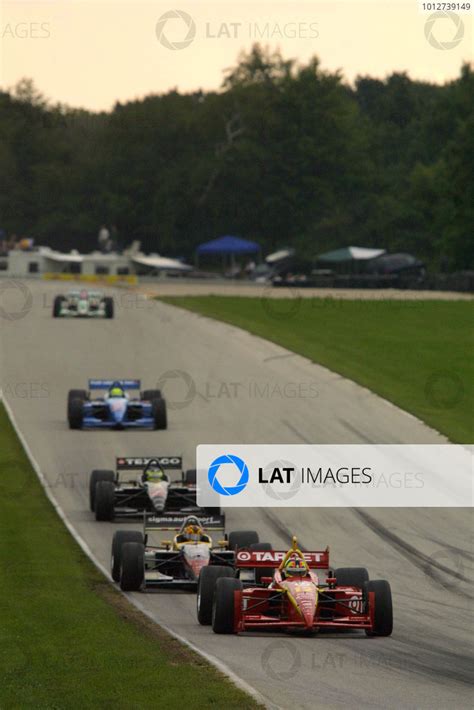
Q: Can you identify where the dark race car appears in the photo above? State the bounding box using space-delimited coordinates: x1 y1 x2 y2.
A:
67 379 167 430
89 456 217 521
112 514 267 592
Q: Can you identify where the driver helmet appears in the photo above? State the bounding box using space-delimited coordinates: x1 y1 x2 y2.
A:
109 382 125 398
284 554 307 577
182 524 203 542
142 460 166 483
79 289 88 299
180 516 203 542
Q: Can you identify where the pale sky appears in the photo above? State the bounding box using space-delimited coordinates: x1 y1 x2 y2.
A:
0 1 472 110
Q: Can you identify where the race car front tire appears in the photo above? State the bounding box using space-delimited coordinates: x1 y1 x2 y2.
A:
365 580 393 637
95 481 115 521
53 295 64 317
104 297 114 318
152 398 167 430
212 578 243 634
334 567 369 589
120 542 145 591
89 469 115 511
111 531 144 582
197 565 235 625
67 389 87 407
68 397 84 429
228 530 259 551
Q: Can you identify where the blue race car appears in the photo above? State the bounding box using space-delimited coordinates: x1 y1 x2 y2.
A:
67 380 167 430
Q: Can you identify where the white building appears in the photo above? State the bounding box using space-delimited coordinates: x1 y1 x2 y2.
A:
0 246 192 279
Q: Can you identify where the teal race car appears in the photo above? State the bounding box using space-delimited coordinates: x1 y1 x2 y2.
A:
53 289 114 318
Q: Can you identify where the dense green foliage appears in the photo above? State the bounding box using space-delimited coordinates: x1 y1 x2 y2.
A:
1 47 472 268
0 403 258 709
161 295 473 443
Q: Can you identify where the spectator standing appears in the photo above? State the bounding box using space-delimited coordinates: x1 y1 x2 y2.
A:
98 225 110 253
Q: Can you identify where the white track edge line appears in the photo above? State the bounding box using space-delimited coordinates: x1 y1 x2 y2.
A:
1 395 276 710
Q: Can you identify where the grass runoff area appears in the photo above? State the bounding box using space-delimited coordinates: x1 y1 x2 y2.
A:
160 296 473 443
0 404 259 710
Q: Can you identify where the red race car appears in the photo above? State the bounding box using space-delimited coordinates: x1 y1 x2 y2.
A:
204 537 393 636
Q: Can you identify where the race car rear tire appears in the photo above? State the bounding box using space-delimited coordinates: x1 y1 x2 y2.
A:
111 531 144 582
141 389 162 401
120 542 145 591
89 469 115 511
228 530 259 551
365 580 393 637
250 542 273 584
184 469 196 485
152 398 167 430
53 295 64 317
68 397 84 429
197 565 235 625
334 567 369 589
212 578 243 634
95 481 115 521
104 297 114 318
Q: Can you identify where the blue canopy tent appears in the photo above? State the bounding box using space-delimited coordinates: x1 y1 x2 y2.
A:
195 235 260 273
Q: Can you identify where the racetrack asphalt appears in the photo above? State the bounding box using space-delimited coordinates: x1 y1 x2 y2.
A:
1 281 472 709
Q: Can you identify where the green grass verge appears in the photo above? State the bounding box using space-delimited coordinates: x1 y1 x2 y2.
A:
0 403 259 709
160 296 473 443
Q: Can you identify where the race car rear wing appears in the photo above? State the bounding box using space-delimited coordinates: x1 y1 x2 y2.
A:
144 513 226 531
235 548 330 569
116 456 183 471
89 379 141 390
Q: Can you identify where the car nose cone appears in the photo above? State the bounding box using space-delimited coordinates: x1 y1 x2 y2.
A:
302 604 315 629
110 400 127 422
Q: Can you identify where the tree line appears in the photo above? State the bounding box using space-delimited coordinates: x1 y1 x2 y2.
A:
0 46 472 270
